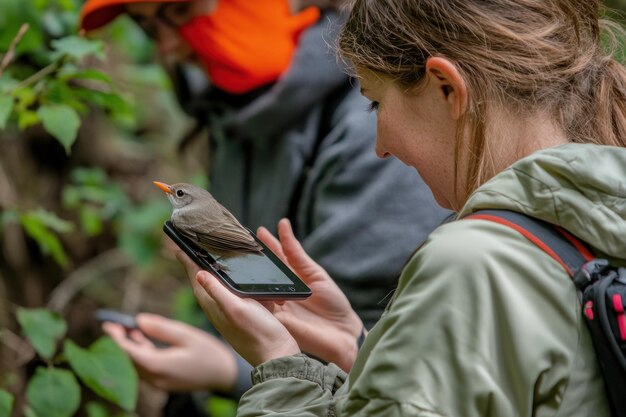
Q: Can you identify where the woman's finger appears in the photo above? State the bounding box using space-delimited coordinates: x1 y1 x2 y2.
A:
277 218 325 282
256 226 289 265
136 313 195 346
196 270 244 316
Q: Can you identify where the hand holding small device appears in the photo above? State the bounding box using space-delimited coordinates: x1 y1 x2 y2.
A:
101 312 239 392
95 309 170 349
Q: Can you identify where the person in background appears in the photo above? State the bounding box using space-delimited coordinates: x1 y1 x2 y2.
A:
79 0 449 414
177 0 626 415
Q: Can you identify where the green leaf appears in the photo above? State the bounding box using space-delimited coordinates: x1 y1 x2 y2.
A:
58 0 78 12
74 88 132 112
12 87 37 112
0 3 42 56
26 368 80 417
85 402 111 417
51 36 105 61
42 11 64 37
0 74 20 92
29 208 74 233
20 211 71 268
37 104 80 154
80 207 103 236
43 79 89 114
64 338 138 411
0 389 14 417
16 308 67 360
205 396 237 417
17 110 39 130
59 68 113 85
0 96 14 129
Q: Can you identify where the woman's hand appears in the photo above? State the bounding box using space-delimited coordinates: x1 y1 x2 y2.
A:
257 219 363 372
175 243 301 367
102 313 238 392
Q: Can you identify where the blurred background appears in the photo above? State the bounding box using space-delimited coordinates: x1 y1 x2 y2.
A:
0 0 212 416
0 0 625 416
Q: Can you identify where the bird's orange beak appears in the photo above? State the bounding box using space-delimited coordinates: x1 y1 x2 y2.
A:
153 181 173 194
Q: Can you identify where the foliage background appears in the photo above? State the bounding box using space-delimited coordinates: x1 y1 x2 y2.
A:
1 0 626 416
0 0 210 415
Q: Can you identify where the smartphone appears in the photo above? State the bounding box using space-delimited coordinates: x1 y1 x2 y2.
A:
163 221 311 300
95 309 138 330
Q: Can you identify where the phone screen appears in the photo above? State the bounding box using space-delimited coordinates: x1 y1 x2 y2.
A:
210 252 294 285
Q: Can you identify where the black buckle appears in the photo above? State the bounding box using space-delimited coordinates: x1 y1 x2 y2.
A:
573 259 611 291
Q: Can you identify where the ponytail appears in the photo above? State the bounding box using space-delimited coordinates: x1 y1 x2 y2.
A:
591 58 626 147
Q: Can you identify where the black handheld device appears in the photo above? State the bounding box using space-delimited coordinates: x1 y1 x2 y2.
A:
95 309 170 348
95 309 138 329
163 221 311 300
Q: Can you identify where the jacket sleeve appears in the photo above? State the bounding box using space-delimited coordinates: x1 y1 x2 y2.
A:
237 354 347 417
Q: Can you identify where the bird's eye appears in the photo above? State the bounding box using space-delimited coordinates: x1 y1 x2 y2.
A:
176 190 184 197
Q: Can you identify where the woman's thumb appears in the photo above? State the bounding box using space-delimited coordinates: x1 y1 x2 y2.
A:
136 313 190 345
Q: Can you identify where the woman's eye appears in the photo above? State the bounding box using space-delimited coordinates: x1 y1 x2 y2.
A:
368 101 380 112
176 190 184 197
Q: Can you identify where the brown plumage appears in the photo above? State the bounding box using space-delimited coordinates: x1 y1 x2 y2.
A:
154 181 262 258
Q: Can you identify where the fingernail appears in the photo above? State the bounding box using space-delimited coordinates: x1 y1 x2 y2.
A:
197 272 207 286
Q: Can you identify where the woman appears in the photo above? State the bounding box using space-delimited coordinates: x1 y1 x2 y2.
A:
177 0 626 415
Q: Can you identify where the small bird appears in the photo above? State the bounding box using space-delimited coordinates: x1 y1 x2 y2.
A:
154 181 262 263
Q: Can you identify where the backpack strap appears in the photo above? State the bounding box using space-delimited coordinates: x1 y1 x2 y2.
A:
466 209 594 277
468 210 626 417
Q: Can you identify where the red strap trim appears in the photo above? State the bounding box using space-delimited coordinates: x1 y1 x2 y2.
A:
554 227 594 262
612 294 626 341
584 300 595 321
468 214 573 276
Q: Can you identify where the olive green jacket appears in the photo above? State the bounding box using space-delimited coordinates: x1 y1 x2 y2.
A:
237 143 625 416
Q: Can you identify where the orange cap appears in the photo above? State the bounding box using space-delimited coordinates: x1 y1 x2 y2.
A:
80 0 190 32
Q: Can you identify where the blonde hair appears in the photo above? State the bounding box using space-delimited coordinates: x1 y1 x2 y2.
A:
338 0 626 202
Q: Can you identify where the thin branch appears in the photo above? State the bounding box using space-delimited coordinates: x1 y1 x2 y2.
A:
12 59 61 91
47 249 132 313
0 328 35 368
0 23 29 77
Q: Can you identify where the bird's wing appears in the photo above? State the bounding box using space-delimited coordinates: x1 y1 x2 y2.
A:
176 207 262 254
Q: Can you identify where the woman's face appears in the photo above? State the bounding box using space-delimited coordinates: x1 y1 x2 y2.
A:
358 69 461 210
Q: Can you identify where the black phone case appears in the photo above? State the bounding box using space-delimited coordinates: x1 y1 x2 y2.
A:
163 221 311 300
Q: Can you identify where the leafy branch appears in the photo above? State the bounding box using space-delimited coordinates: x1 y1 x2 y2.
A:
0 308 139 417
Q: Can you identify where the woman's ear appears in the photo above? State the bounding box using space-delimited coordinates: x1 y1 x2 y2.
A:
425 57 467 120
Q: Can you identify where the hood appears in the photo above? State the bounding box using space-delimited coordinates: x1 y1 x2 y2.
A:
459 143 626 263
